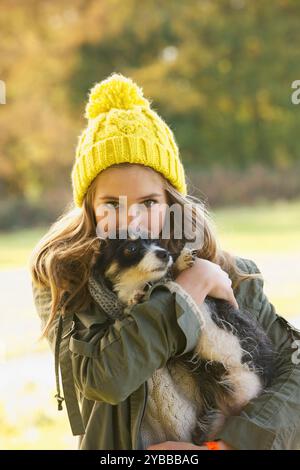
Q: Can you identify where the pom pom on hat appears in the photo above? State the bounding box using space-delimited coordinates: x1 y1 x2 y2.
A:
85 72 151 120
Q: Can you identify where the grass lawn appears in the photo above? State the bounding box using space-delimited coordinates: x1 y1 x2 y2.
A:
211 198 300 254
0 226 49 269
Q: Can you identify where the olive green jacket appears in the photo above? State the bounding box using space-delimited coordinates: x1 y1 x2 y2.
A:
32 256 300 450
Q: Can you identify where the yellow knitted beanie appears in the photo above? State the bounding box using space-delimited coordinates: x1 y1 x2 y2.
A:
71 72 187 208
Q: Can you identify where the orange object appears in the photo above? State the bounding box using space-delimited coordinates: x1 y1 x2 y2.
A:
204 440 221 450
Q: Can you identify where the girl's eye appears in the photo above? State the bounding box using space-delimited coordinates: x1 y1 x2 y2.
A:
104 201 119 208
142 199 158 208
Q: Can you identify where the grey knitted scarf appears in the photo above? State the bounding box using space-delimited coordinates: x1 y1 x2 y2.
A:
87 270 157 319
87 272 125 319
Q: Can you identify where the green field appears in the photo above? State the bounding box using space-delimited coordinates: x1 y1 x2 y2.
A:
212 199 300 254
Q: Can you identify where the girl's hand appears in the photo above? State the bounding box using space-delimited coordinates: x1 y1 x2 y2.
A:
146 440 234 450
175 258 239 309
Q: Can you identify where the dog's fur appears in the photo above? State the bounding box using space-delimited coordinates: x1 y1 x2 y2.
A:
92 230 275 445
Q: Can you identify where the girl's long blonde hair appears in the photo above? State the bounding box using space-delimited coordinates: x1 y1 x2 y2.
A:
30 163 262 339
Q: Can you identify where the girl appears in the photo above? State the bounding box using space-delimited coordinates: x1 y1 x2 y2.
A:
30 73 300 450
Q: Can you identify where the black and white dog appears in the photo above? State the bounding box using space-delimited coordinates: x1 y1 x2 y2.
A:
92 230 275 444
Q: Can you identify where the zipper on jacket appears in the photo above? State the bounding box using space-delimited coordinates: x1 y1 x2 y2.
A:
134 380 148 450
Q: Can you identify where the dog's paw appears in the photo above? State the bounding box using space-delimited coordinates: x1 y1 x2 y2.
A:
128 289 146 306
174 247 196 272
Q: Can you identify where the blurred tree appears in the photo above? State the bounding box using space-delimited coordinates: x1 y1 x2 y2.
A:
0 0 300 223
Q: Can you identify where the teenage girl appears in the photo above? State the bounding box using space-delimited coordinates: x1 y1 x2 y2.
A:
30 73 300 450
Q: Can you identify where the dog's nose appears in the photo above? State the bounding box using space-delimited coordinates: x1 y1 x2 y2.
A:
155 249 168 260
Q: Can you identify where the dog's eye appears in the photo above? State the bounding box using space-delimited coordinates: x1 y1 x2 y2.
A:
124 244 137 256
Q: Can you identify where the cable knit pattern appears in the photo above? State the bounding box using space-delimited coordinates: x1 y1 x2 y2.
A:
140 362 202 449
87 274 205 449
88 272 125 320
71 73 187 208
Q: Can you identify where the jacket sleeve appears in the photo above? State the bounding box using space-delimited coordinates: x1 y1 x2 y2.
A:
32 280 203 405
215 258 300 450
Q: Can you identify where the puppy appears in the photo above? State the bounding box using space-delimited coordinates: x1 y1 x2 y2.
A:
92 229 275 445
92 229 190 306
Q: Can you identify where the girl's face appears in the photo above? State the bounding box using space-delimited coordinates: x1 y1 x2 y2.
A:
92 164 168 238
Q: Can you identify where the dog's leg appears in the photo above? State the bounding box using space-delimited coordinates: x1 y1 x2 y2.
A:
192 409 226 445
173 247 196 275
127 288 147 306
179 356 232 446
